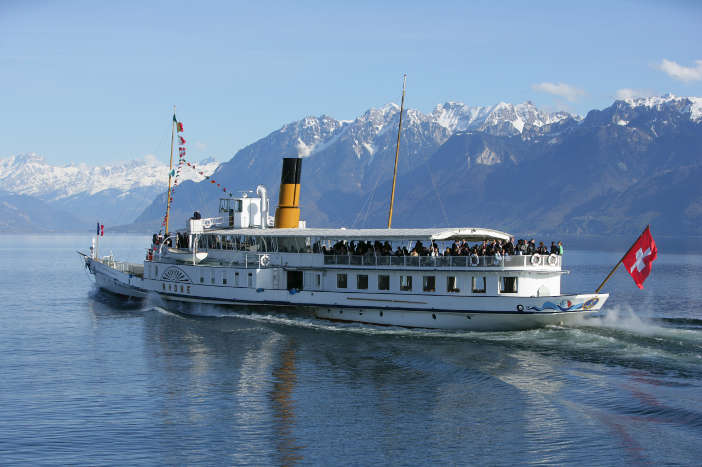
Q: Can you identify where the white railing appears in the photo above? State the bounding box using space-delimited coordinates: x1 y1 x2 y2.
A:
156 250 561 270
322 253 561 269
101 257 144 276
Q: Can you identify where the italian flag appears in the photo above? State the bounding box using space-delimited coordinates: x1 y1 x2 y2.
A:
173 114 183 132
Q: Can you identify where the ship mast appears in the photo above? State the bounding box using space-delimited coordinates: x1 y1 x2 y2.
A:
165 105 176 235
387 74 406 229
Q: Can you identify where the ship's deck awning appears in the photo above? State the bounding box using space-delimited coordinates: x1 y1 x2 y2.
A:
201 227 512 242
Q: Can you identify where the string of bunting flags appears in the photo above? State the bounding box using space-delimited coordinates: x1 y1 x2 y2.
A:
160 116 232 230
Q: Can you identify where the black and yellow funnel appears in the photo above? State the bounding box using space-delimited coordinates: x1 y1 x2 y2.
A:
274 158 303 228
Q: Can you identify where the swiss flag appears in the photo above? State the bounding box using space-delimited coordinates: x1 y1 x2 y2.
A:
621 226 657 289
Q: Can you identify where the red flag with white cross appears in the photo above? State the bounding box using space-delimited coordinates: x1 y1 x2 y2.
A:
621 226 657 289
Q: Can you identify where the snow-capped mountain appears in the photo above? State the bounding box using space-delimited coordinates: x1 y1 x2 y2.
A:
0 153 219 201
0 154 219 231
620 94 702 121
431 101 575 135
133 99 582 230
133 95 702 237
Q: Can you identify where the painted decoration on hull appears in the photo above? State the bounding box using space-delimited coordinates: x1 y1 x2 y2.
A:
161 267 192 283
527 299 587 312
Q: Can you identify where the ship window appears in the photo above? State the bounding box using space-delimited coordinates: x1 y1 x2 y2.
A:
400 275 413 291
222 277 227 285
500 277 518 293
316 274 321 287
200 276 204 283
472 276 486 293
155 266 158 276
235 199 243 212
447 276 460 293
378 275 390 290
186 286 190 293
235 272 240 286
337 273 347 289
357 274 368 290
162 283 165 291
180 285 184 293
248 272 254 288
211 274 215 284
423 276 436 292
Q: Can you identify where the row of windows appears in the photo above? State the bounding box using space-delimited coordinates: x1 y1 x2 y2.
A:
335 273 518 294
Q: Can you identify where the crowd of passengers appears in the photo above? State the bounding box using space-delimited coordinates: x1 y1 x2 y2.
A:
323 238 564 257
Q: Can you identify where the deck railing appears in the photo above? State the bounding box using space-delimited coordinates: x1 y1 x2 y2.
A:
323 253 560 268
176 250 561 269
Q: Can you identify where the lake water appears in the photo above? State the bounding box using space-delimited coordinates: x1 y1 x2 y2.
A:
1 235 701 466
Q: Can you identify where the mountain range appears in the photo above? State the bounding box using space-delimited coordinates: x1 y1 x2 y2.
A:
0 154 218 232
3 94 701 238
131 94 702 238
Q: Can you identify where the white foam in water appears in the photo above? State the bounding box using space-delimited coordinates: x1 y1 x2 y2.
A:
581 303 665 335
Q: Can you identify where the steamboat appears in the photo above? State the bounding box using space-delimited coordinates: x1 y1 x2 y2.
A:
81 154 608 331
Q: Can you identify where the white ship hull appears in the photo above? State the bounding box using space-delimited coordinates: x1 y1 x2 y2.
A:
84 254 607 331
84 255 148 299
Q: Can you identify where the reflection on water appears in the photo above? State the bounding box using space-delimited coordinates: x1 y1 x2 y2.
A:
132 303 702 465
271 341 303 466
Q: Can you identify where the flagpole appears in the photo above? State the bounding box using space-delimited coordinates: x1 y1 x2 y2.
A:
387 74 406 229
595 224 649 293
165 105 176 235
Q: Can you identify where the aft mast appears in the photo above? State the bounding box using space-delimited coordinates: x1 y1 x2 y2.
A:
165 105 176 235
387 74 406 229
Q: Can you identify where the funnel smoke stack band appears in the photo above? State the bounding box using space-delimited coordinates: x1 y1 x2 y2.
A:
274 157 302 228
280 158 302 185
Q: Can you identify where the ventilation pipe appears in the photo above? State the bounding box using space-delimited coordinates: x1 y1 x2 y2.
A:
256 185 268 229
274 157 302 228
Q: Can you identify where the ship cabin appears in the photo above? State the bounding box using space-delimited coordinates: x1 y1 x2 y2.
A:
152 217 564 299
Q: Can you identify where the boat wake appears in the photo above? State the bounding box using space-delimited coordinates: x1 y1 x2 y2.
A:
145 301 702 377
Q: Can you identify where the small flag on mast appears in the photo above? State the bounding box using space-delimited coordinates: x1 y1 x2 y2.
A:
173 114 184 132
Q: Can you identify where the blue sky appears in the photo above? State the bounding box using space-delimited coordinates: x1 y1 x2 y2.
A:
2 0 701 165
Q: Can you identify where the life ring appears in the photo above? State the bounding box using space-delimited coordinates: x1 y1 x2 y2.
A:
470 254 479 266
516 304 524 312
493 252 503 265
548 253 558 266
202 218 213 228
259 254 270 267
530 253 541 265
